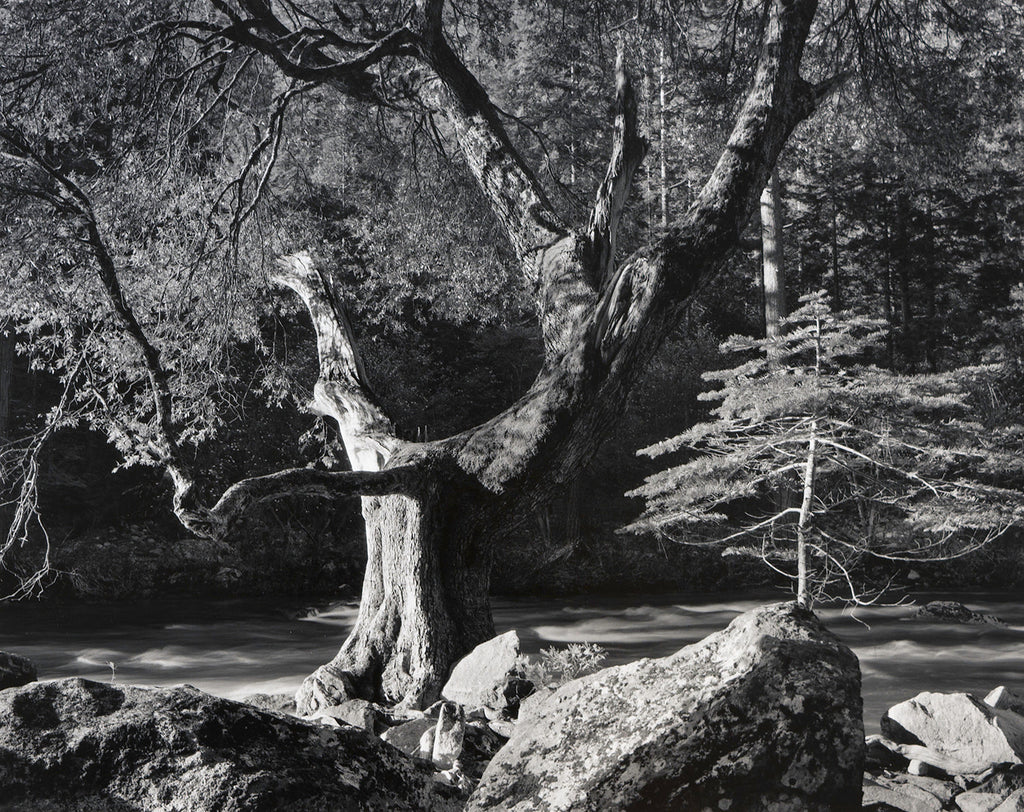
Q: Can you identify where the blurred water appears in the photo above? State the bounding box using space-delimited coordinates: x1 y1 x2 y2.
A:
1 591 1021 733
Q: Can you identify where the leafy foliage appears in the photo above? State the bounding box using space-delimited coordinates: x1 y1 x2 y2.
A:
519 642 608 689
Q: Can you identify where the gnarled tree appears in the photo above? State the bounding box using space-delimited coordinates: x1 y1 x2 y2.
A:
3 0 833 711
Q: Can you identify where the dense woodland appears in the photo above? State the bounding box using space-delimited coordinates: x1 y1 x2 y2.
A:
2 0 1024 704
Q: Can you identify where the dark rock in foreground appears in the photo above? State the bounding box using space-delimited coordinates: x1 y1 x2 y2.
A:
0 651 37 690
0 677 462 811
469 601 864 811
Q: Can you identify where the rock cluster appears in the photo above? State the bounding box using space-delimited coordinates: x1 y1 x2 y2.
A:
310 628 532 791
0 677 462 811
865 686 1024 811
0 605 867 809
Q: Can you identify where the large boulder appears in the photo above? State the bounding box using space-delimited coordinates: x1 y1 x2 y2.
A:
882 692 1024 770
0 677 462 811
469 602 864 811
441 630 523 711
0 651 37 690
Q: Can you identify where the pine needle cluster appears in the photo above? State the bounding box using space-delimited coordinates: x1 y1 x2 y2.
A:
626 291 1024 606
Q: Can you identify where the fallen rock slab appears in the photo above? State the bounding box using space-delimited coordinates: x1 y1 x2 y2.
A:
883 692 1024 769
862 775 945 812
0 651 37 690
0 677 461 811
441 630 523 711
469 602 864 811
957 792 1009 812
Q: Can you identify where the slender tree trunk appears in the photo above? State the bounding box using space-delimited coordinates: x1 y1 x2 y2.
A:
796 422 817 609
883 219 895 370
659 42 669 233
0 321 13 441
923 201 938 372
829 179 841 311
760 168 785 337
894 191 915 369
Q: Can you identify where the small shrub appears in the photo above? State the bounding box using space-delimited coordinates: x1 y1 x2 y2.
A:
519 642 608 688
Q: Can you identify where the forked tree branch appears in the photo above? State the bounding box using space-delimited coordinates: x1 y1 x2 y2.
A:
272 252 401 472
585 45 649 289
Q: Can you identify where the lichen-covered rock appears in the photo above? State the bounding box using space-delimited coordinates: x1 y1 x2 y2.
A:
441 630 522 710
912 601 1006 626
241 691 296 715
0 651 37 690
469 602 864 811
883 692 1024 770
0 677 461 811
516 686 554 727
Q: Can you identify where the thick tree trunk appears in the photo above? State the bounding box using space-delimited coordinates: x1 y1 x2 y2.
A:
301 490 496 709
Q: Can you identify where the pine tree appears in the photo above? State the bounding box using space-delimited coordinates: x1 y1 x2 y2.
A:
627 291 1024 607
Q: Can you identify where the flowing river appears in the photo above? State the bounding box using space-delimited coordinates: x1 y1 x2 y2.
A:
2 590 1021 733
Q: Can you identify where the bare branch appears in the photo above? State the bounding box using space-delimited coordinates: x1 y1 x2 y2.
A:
0 127 204 526
204 464 420 537
410 0 568 265
272 252 401 471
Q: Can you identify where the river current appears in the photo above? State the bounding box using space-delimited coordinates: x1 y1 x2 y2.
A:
2 590 1021 733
